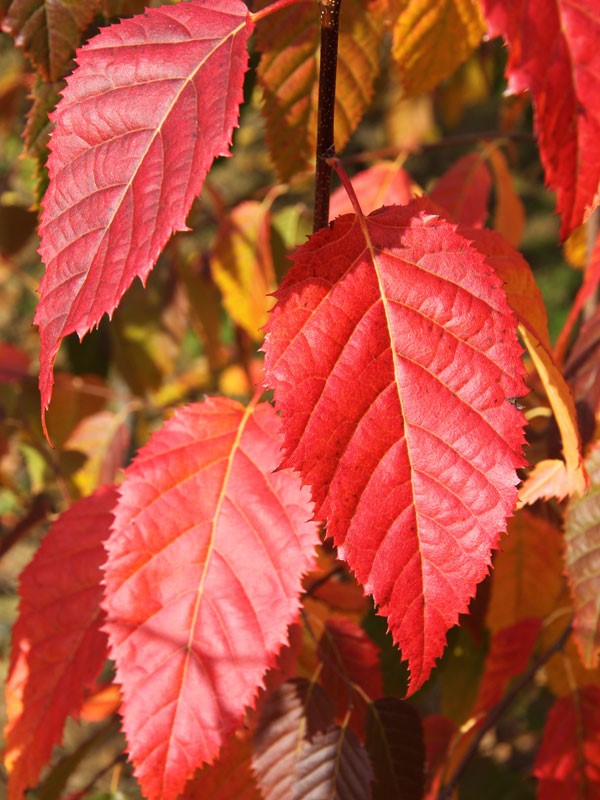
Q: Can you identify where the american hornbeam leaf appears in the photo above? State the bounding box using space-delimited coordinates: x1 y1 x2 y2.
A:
472 618 541 714
482 0 600 239
0 0 102 81
534 686 600 798
264 198 527 693
365 697 425 800
564 443 600 669
318 616 382 736
181 729 262 800
252 679 335 800
329 161 415 220
470 228 587 502
35 0 253 425
429 152 492 229
390 0 486 97
486 510 564 635
294 724 373 800
102 398 318 800
211 199 276 342
255 0 386 181
4 487 116 800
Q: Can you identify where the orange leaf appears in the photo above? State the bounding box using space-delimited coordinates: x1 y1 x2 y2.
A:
391 0 485 96
487 148 525 247
256 0 386 180
211 200 276 341
486 509 564 635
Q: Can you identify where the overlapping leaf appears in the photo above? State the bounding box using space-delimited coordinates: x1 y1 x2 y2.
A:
329 161 414 219
35 0 253 424
486 510 564 634
252 679 334 800
295 724 373 799
102 398 317 800
482 0 600 238
181 729 262 800
472 618 540 714
256 0 385 180
211 200 276 341
1 0 102 80
472 228 587 502
534 686 600 798
4 487 116 800
264 198 527 693
390 0 486 96
365 698 425 800
319 617 382 734
564 443 600 668
430 152 491 227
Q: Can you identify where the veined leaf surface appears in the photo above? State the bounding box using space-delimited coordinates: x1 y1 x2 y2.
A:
35 0 253 423
103 398 317 800
264 199 527 693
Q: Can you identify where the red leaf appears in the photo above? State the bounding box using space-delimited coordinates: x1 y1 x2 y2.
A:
35 0 253 424
4 487 116 800
181 728 262 800
329 162 414 219
264 198 527 693
534 685 600 798
319 617 382 735
103 398 318 800
482 0 600 238
472 617 541 714
429 152 491 228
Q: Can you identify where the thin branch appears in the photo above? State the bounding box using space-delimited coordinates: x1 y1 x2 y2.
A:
437 620 573 800
313 0 342 232
0 494 49 559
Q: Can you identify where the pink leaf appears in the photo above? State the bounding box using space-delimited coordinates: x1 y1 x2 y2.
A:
103 398 318 800
482 0 600 238
35 0 253 425
264 198 527 693
4 487 116 800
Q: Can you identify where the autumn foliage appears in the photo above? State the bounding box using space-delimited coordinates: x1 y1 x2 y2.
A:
0 0 599 798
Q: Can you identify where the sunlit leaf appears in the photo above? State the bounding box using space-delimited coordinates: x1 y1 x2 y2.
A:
429 152 491 227
264 198 527 693
36 0 253 425
103 398 317 800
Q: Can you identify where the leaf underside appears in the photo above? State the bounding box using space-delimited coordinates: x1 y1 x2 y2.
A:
35 0 252 422
103 398 317 800
264 198 527 692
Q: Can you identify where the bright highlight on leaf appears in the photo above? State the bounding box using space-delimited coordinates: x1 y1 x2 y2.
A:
5 487 116 800
35 0 253 426
264 198 527 693
103 398 318 800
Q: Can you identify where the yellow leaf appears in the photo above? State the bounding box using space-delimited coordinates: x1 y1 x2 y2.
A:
211 200 276 341
391 0 485 96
